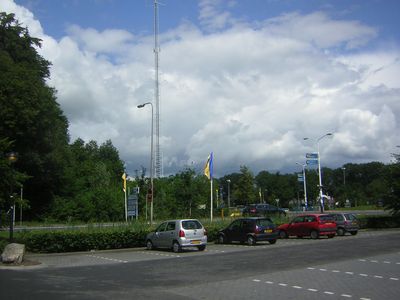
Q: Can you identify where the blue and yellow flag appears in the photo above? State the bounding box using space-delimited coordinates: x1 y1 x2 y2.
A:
204 152 213 180
122 173 127 192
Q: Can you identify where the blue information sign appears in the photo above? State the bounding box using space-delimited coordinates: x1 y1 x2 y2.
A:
306 159 318 165
306 153 319 159
127 192 139 217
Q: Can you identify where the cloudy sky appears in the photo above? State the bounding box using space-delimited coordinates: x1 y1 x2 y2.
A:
2 0 400 177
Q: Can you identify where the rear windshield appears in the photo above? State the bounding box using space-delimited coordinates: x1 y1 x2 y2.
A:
182 220 203 230
344 214 357 220
256 218 274 227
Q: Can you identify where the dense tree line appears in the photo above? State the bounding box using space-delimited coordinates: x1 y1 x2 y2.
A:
1 13 398 223
0 13 124 222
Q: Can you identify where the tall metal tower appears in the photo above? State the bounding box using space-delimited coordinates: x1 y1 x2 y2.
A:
154 0 162 177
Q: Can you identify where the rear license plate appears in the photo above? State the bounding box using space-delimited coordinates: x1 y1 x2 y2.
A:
191 240 201 245
265 229 273 233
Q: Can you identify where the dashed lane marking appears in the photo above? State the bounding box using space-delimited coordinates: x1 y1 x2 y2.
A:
85 255 128 263
252 279 371 300
307 267 399 281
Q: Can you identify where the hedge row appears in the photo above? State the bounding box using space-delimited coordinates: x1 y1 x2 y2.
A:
2 215 399 253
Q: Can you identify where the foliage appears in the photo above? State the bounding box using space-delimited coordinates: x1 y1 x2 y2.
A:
383 151 400 216
0 13 69 217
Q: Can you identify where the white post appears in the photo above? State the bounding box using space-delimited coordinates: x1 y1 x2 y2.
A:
210 179 213 221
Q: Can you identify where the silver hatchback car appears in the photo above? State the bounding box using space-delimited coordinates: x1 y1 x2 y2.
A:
146 219 207 253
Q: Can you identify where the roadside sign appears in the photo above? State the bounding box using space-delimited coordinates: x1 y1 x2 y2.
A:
127 190 139 217
306 153 319 159
306 159 318 165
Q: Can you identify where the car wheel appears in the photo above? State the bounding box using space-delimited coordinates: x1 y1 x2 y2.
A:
197 245 206 251
350 231 358 236
310 230 319 239
247 235 256 246
218 234 226 244
279 230 288 239
269 239 277 245
146 240 154 250
172 241 181 253
337 228 345 236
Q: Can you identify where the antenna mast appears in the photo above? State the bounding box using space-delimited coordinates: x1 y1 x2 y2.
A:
154 0 162 177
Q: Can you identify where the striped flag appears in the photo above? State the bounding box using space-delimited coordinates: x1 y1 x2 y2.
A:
204 152 213 180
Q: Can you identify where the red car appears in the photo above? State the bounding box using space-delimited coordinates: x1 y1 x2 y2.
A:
278 214 337 239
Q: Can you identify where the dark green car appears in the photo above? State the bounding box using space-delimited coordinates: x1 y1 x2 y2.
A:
217 217 278 246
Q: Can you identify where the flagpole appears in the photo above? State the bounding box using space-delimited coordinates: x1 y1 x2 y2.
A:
210 178 213 222
124 188 128 222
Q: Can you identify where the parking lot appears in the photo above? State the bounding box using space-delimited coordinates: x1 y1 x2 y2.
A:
20 229 399 269
1 229 399 300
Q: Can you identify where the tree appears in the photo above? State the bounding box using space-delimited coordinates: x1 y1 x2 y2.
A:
384 151 400 216
233 166 255 205
0 13 69 218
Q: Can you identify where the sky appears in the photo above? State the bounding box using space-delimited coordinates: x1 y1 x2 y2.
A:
1 0 400 177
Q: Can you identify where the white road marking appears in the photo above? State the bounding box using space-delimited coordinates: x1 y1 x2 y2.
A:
86 255 128 263
252 279 261 282
390 277 399 281
279 283 287 286
324 291 335 295
307 288 318 292
341 294 352 298
292 286 302 289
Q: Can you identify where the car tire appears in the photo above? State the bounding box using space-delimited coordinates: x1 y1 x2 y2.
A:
350 231 358 236
146 240 154 250
279 230 288 239
197 245 206 251
269 239 277 245
247 235 256 246
337 228 345 236
218 234 226 244
172 241 181 253
310 230 319 239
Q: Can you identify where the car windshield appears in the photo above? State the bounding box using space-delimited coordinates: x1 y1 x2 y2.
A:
182 220 203 230
257 219 273 227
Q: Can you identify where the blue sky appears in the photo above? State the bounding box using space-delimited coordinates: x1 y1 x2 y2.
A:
16 0 400 43
3 0 400 176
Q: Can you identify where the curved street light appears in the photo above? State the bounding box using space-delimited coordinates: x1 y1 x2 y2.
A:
137 102 154 225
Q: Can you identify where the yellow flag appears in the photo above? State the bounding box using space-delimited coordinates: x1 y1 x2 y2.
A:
122 173 126 192
204 152 213 180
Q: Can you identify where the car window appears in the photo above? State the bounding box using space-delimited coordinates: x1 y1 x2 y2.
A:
319 215 334 222
304 216 317 222
293 216 304 223
182 220 202 230
336 214 345 221
166 222 176 231
242 220 253 229
257 219 273 227
156 222 167 232
229 220 241 230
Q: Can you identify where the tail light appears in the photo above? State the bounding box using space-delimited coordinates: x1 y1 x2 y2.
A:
179 230 185 238
255 225 261 234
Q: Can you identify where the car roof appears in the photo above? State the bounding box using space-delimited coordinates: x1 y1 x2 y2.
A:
297 214 331 217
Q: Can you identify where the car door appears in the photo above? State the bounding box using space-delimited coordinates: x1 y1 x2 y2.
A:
164 221 177 247
153 222 167 247
303 215 317 236
288 216 304 236
226 219 242 242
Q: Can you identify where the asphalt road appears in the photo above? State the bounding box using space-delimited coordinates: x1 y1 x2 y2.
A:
0 229 399 300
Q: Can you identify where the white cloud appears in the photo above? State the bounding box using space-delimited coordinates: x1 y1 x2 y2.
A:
2 0 400 176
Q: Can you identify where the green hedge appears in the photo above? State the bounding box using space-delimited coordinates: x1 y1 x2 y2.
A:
1 215 399 253
358 215 400 229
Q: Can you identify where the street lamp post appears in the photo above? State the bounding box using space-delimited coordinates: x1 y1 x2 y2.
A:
137 102 154 225
7 152 18 242
296 162 308 211
227 179 231 209
304 133 333 213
